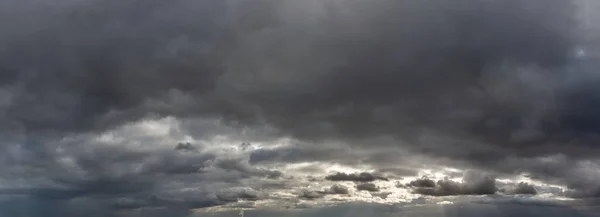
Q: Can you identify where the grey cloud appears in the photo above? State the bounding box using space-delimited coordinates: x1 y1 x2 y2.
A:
408 177 436 188
325 184 350 195
0 0 582 143
378 168 419 178
564 187 600 199
111 197 149 209
215 187 261 202
410 172 498 196
240 142 252 151
501 182 538 195
248 145 358 165
0 0 595 210
298 190 324 200
326 172 388 182
0 0 234 134
208 157 282 179
143 186 265 210
174 142 198 152
0 119 290 212
356 183 379 192
489 156 600 198
224 0 592 194
299 184 349 200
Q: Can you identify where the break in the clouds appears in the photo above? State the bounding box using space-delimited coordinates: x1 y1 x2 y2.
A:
0 0 599 215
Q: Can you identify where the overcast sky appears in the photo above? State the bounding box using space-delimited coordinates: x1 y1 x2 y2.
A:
0 0 599 216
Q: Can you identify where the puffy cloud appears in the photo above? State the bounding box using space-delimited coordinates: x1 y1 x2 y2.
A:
408 177 436 188
356 183 380 192
326 184 350 195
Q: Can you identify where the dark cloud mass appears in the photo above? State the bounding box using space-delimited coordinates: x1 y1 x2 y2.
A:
0 0 597 214
326 172 388 182
502 182 538 195
174 142 198 152
409 172 498 196
356 183 380 192
329 184 350 195
299 184 349 200
408 177 437 188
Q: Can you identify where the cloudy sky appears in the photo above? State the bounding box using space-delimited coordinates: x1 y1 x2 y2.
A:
1 0 600 216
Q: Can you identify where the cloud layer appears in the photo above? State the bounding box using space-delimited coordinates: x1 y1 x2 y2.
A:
0 0 598 215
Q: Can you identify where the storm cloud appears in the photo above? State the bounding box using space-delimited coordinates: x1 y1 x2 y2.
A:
0 0 597 214
409 172 498 196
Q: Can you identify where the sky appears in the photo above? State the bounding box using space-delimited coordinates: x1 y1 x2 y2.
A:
0 0 600 216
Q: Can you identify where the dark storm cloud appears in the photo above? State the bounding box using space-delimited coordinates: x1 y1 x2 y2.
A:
0 0 235 134
564 186 600 199
217 0 600 197
409 172 498 196
0 0 582 141
217 0 580 148
0 0 595 211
